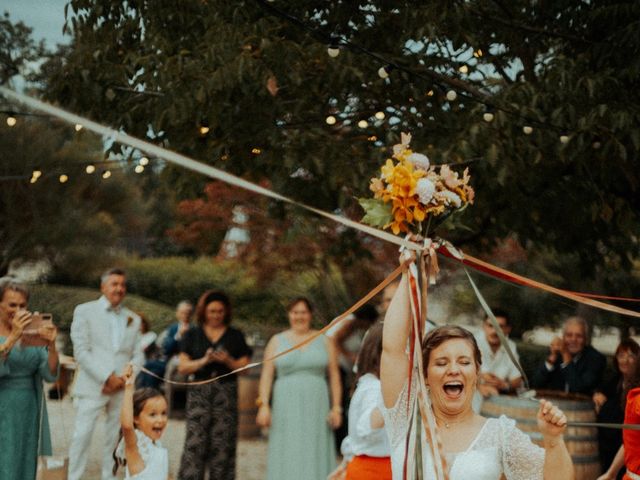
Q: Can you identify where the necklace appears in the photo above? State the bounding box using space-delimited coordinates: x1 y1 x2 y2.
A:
435 413 470 429
439 419 461 429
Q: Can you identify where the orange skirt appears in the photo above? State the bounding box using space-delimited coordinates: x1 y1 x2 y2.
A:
345 455 392 480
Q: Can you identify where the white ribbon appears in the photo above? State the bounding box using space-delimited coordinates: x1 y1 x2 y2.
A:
0 87 423 252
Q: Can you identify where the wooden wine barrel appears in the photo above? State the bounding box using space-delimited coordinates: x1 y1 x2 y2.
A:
237 345 264 438
480 392 601 480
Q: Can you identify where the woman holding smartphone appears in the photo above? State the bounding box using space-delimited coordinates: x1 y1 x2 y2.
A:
0 280 59 480
177 290 252 480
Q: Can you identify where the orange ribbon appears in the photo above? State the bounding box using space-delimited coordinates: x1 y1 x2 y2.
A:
140 262 406 386
437 242 640 319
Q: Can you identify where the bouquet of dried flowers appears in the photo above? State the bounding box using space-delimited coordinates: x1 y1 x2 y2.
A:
359 133 474 236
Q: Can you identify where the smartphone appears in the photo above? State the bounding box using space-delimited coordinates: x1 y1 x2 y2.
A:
21 312 54 347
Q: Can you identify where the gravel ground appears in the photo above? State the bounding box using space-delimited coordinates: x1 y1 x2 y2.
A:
47 396 268 480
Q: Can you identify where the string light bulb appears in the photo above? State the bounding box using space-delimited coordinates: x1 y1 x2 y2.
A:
559 134 570 144
523 125 533 135
377 66 390 79
459 65 469 74
446 90 457 102
426 89 434 97
139 156 149 166
6 115 17 127
199 125 210 135
483 110 494 122
357 120 369 129
325 115 337 125
75 124 83 132
102 170 112 179
134 165 144 173
592 141 601 149
375 111 385 120
327 46 340 58
59 174 69 183
473 49 483 58
30 169 42 184
251 147 262 155
85 165 96 174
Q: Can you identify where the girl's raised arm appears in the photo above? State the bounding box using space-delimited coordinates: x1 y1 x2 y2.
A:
120 364 144 475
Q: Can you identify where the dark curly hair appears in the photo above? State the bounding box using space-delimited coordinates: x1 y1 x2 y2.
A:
195 290 232 326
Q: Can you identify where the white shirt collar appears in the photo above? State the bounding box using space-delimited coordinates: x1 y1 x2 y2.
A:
98 295 122 314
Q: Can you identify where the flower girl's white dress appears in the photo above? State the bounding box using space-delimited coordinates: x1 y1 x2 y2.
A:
116 430 169 480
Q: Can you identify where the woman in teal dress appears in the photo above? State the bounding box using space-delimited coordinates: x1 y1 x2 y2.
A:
0 281 59 480
257 297 342 480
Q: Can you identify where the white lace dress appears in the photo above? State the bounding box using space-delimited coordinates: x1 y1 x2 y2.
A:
381 379 545 480
116 430 169 480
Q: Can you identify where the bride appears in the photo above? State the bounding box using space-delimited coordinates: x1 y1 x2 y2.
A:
380 257 575 479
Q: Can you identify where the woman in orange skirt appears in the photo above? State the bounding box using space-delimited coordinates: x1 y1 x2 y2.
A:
598 358 640 480
329 322 392 480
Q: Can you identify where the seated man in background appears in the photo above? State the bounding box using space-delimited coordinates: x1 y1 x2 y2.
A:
160 300 194 362
473 308 522 411
533 315 606 395
136 300 193 388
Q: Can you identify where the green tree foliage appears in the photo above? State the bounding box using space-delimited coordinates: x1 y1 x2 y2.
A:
0 12 45 84
27 2 640 299
0 116 153 280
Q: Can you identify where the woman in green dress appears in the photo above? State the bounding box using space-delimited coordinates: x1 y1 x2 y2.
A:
0 281 59 480
257 297 342 480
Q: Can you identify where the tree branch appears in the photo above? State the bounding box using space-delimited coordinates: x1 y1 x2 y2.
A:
476 9 594 45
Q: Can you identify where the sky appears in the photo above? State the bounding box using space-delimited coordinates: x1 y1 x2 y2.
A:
2 0 70 48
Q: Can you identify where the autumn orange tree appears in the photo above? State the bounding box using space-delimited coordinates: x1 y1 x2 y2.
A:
169 180 397 300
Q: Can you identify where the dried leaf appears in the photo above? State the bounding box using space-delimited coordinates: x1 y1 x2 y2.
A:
266 76 279 96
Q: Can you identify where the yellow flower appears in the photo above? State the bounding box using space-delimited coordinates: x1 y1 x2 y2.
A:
391 161 425 196
369 177 385 197
380 159 396 182
413 204 426 222
392 132 413 159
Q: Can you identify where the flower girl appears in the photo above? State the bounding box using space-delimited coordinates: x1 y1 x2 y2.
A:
113 364 169 479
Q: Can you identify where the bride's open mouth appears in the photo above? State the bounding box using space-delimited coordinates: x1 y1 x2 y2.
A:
443 381 464 399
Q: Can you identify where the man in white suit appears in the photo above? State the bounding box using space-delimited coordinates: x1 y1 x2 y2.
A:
68 268 144 480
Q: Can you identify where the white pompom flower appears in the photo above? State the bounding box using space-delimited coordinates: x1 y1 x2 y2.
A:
407 152 430 170
439 190 462 207
416 178 436 204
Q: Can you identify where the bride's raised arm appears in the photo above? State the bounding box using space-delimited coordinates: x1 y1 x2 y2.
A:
381 265 412 408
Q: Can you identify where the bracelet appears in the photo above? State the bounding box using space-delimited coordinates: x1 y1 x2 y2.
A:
255 397 267 408
331 405 343 414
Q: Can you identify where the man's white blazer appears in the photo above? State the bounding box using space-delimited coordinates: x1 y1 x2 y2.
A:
70 296 144 398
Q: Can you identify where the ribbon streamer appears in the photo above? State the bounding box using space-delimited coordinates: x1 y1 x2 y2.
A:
138 263 405 386
438 243 640 319
464 268 530 389
0 87 423 254
566 422 640 431
406 259 448 480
